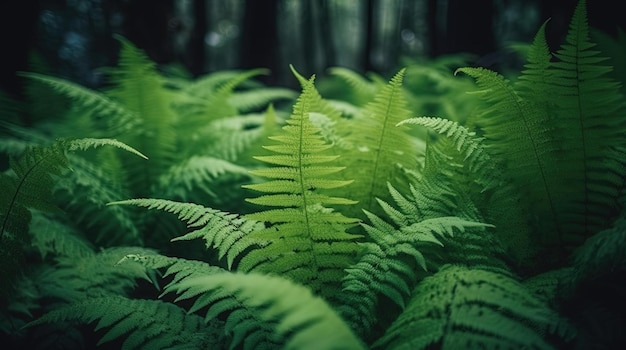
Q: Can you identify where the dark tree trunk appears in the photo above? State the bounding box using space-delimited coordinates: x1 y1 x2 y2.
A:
0 0 40 102
426 0 443 57
188 0 207 76
122 0 176 64
442 0 495 58
240 0 279 85
364 0 375 72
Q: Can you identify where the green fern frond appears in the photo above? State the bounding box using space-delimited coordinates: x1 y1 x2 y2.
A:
340 68 421 217
29 210 93 259
167 271 366 350
455 66 564 260
516 20 553 101
228 87 297 113
157 156 251 201
18 72 140 136
105 35 179 197
36 246 158 303
573 214 626 281
340 210 493 338
109 199 264 269
327 67 379 106
398 117 501 191
548 0 626 236
241 72 360 298
374 264 562 350
25 296 221 350
54 154 142 245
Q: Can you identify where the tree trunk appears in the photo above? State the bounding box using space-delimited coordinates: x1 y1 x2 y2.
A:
240 0 279 84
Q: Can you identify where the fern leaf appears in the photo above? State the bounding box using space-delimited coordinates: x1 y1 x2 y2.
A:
327 67 379 106
398 117 501 191
548 0 626 237
340 211 492 338
37 247 158 303
228 87 297 113
55 154 142 245
29 210 93 259
17 72 139 136
167 271 366 350
25 296 221 349
374 265 562 350
339 68 420 217
157 156 250 201
109 199 264 269
105 35 179 198
241 72 360 298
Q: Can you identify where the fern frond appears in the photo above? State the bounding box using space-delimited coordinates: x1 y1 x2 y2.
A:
105 35 179 197
54 153 142 245
109 199 264 269
398 116 501 191
25 296 221 350
241 72 360 298
572 214 626 281
18 72 139 136
374 265 562 350
548 0 626 237
157 156 251 202
339 68 421 217
167 271 366 350
228 87 297 113
29 210 93 259
340 210 493 339
37 246 158 303
327 67 379 106
455 66 566 262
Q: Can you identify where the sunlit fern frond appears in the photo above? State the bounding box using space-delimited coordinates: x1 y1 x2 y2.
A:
374 264 563 350
25 296 222 350
241 71 361 299
109 199 264 269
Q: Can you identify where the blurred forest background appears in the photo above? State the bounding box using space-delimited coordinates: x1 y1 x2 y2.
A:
1 0 624 100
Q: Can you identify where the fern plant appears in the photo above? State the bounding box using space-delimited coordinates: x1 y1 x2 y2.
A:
4 1 626 348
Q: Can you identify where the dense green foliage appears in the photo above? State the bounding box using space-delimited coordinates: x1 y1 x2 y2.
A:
1 1 625 348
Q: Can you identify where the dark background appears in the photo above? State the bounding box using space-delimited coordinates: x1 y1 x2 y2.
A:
1 0 623 99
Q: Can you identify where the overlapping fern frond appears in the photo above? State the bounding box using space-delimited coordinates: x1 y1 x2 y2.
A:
18 72 139 137
338 69 422 217
0 138 146 293
116 253 366 350
109 199 264 269
374 265 563 350
340 210 492 340
242 71 360 299
104 35 179 198
25 296 220 350
456 0 626 268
